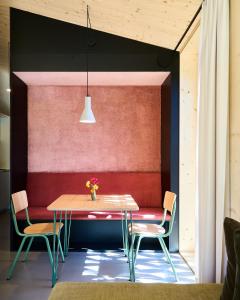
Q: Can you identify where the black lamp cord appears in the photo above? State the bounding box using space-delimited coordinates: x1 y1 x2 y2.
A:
86 5 92 96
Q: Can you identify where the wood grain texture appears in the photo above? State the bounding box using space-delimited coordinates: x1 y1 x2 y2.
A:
1 0 201 55
23 222 63 234
163 191 176 214
179 27 199 253
131 223 166 235
47 194 139 212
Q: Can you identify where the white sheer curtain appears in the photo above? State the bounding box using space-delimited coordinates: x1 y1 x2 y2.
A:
196 0 229 283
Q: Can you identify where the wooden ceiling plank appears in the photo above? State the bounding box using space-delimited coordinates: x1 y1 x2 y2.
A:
1 0 202 49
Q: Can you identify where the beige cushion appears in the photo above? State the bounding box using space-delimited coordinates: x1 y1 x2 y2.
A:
49 282 223 300
130 223 166 235
24 222 63 235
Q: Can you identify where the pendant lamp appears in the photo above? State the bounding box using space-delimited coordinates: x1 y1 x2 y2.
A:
80 5 96 123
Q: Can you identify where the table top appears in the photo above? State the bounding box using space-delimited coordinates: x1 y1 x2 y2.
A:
47 194 139 212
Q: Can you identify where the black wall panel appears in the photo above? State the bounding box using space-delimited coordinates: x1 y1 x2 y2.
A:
169 58 180 252
10 73 28 193
10 8 177 72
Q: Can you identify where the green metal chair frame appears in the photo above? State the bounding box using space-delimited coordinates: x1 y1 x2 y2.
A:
129 191 178 282
7 190 64 280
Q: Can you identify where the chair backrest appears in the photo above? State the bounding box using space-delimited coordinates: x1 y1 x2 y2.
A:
163 191 176 215
12 190 28 214
11 190 30 236
162 191 177 237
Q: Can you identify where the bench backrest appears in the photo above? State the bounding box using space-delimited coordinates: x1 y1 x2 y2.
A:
27 172 162 208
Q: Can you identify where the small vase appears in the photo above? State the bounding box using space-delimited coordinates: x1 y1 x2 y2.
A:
91 190 96 201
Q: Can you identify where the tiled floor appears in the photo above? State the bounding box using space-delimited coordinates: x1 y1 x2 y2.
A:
0 212 195 300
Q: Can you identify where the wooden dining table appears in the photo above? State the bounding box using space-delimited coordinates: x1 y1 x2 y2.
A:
47 194 139 286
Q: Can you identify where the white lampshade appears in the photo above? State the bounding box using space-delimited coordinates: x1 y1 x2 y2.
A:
80 96 96 123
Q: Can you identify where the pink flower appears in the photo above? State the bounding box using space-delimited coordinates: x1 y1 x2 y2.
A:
90 177 99 185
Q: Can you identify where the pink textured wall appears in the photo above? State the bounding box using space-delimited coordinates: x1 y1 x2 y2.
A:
28 86 161 172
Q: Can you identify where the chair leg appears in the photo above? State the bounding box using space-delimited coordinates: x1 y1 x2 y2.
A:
134 236 143 265
7 236 27 280
129 234 136 282
58 235 65 263
23 236 34 262
43 236 53 268
158 237 179 281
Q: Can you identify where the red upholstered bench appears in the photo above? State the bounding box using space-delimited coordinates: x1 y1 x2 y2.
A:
17 207 169 221
17 172 167 221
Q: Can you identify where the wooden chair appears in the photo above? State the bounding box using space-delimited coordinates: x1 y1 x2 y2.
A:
129 191 178 282
7 190 64 280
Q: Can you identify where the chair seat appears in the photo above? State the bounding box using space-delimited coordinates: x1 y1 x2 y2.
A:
23 222 63 235
130 223 166 235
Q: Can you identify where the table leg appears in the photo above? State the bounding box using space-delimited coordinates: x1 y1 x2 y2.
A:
52 211 57 287
129 211 135 281
124 211 129 259
121 210 126 255
67 211 72 252
55 211 62 278
64 211 68 256
63 211 72 257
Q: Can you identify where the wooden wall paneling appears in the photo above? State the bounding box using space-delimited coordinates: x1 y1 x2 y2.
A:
1 0 202 50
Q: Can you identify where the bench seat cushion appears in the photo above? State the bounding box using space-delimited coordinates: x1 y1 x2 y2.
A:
16 207 169 221
49 282 223 300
